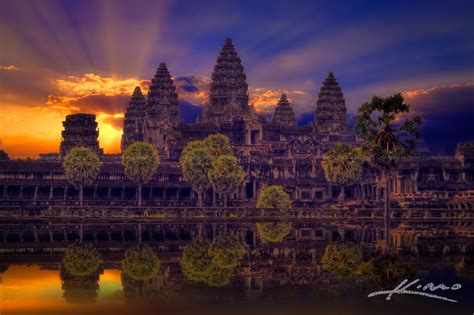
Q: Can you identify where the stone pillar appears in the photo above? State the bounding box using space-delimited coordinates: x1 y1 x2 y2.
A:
137 224 142 243
149 187 153 201
33 186 38 201
2 186 7 200
121 186 125 201
107 187 112 201
49 230 53 243
49 186 53 200
93 185 97 200
107 230 111 242
33 228 38 242
79 224 83 242
19 186 24 200
163 188 166 201
176 188 180 201
64 186 68 201
64 230 68 242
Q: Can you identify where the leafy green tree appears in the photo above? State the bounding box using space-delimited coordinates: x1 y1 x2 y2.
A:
322 243 363 279
256 185 293 243
180 146 212 207
360 252 414 288
180 236 245 287
256 222 292 243
203 133 233 158
63 147 101 207
356 94 421 249
122 244 160 281
180 238 213 281
256 185 292 208
321 143 363 203
204 264 234 287
208 155 245 207
63 242 101 277
208 235 246 268
121 142 160 207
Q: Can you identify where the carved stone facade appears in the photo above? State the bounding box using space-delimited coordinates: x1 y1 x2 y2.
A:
121 87 146 151
1 38 474 208
314 72 347 135
204 38 250 124
59 114 102 158
272 94 296 127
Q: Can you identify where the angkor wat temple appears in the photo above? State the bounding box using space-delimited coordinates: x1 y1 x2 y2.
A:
0 38 474 208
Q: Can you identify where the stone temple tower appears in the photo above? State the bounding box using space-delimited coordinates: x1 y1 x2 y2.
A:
314 72 347 135
145 63 180 149
60 114 103 158
121 86 146 151
272 94 296 127
204 38 250 123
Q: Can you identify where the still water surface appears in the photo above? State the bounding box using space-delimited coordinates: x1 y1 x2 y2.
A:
1 262 473 315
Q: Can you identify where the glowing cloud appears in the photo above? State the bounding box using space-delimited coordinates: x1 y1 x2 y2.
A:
0 65 21 71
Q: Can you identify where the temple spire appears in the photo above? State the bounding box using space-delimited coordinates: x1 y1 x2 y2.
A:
204 38 249 123
146 62 180 127
121 86 146 151
314 72 347 134
272 94 296 127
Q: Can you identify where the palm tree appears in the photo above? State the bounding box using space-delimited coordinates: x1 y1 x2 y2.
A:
179 144 212 207
208 155 245 207
122 142 160 207
356 93 421 249
321 143 363 203
63 147 101 207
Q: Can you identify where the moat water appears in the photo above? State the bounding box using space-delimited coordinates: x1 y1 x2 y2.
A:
1 256 473 314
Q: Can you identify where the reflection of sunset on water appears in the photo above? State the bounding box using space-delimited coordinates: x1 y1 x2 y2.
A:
0 265 123 311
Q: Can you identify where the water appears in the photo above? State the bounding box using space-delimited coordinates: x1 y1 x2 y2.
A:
1 257 473 315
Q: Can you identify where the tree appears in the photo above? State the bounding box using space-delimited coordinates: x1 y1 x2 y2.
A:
122 244 160 281
179 235 245 287
179 238 213 281
180 146 212 207
203 133 233 158
360 252 414 288
63 242 101 277
208 155 245 207
256 185 292 208
208 235 246 269
122 142 160 207
356 94 421 249
256 185 293 243
321 242 363 279
321 143 363 203
256 222 292 243
63 147 101 207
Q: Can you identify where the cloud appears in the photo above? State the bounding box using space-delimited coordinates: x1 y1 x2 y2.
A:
0 65 21 71
175 76 210 105
402 83 474 155
249 88 308 113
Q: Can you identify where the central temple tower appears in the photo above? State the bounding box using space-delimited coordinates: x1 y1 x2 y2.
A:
203 38 250 123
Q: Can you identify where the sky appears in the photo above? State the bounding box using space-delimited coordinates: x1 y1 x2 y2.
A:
0 0 473 158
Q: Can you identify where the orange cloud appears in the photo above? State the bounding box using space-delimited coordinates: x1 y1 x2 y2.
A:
403 82 474 99
250 88 306 112
0 65 21 71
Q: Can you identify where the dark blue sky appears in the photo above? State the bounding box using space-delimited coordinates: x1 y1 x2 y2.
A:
0 0 473 156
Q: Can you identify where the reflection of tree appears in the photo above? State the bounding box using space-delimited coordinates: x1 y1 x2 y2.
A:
455 257 474 279
122 244 160 281
63 242 101 276
0 264 8 284
360 252 414 288
322 243 363 279
180 235 246 287
121 269 181 303
256 222 292 243
256 185 292 243
60 266 100 304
